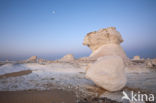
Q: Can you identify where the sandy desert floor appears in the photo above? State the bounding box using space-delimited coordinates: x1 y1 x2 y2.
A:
0 60 156 103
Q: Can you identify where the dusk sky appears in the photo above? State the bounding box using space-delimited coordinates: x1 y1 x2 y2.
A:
0 0 156 60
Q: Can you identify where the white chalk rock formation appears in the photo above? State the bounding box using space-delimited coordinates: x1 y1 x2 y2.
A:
38 58 47 64
86 56 127 92
133 56 140 60
27 56 37 63
83 27 128 62
59 54 75 62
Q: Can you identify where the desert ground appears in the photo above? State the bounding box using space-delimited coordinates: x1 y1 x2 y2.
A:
0 56 156 103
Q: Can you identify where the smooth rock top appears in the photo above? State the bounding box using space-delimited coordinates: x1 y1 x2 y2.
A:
59 54 75 62
133 56 140 60
83 27 123 51
27 56 37 63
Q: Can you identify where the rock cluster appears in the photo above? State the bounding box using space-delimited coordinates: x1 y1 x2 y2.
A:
59 54 75 62
84 27 127 92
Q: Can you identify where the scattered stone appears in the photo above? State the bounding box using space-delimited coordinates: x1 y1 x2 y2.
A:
86 56 127 92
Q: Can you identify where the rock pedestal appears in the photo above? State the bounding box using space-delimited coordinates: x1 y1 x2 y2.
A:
86 56 127 92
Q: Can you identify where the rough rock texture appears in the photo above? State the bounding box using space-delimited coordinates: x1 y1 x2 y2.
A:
151 59 156 66
89 44 128 61
133 56 140 60
83 27 123 51
59 54 75 62
86 56 127 92
78 57 89 61
27 56 37 63
83 27 128 62
38 58 47 64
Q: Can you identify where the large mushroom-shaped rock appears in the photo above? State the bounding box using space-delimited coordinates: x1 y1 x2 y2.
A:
27 56 37 63
86 56 127 91
59 54 75 62
83 27 129 62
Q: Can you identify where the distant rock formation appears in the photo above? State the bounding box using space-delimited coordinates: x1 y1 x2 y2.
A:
83 27 129 62
59 54 75 62
26 56 37 63
133 56 140 60
86 56 127 92
38 58 47 64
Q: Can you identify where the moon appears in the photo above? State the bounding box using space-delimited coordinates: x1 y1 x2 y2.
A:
52 10 55 14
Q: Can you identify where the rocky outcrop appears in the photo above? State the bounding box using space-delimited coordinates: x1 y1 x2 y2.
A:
83 27 128 62
145 59 156 68
26 56 37 63
59 54 75 62
86 56 127 92
133 56 140 60
151 59 156 66
146 60 153 68
84 27 128 92
38 58 47 64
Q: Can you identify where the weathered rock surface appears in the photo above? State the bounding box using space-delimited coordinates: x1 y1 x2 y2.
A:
133 56 140 60
38 58 47 64
89 44 128 61
83 27 123 51
27 56 37 63
59 54 75 62
146 59 153 68
151 59 156 66
86 56 127 92
83 27 129 62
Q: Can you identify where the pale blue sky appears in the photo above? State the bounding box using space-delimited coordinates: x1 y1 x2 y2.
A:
0 0 156 60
